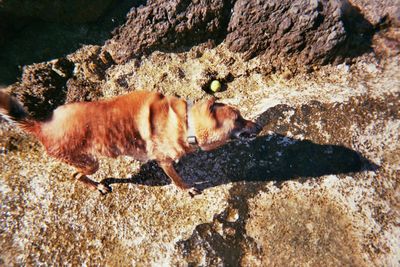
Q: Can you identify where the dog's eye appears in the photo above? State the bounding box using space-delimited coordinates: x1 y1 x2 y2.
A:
210 104 220 113
210 103 224 113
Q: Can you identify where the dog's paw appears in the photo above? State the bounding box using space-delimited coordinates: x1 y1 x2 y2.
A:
188 187 201 198
97 183 112 195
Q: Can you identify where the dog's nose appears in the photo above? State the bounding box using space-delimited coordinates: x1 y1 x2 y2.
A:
248 122 262 135
254 123 262 133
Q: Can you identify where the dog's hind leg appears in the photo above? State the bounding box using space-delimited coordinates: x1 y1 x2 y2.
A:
64 154 111 194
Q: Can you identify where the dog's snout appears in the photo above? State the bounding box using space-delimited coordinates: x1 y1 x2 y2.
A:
254 123 262 133
245 121 262 134
232 120 262 140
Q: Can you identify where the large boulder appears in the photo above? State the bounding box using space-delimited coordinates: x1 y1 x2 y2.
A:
225 0 375 72
104 0 378 73
104 0 234 64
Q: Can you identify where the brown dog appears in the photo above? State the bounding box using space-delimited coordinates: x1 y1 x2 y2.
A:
0 90 261 196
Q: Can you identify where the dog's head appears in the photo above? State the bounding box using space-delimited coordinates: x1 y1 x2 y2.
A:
190 98 262 151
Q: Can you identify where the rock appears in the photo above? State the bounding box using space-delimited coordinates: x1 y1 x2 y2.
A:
348 0 400 26
10 58 74 119
65 45 114 103
0 1 399 266
7 46 114 118
226 0 376 72
0 1 143 84
346 1 400 57
103 0 389 71
104 0 234 64
1 42 399 265
0 0 115 23
226 0 346 63
373 27 400 57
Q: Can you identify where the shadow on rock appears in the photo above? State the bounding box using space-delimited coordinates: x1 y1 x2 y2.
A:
173 133 378 265
101 132 378 265
332 1 375 63
101 133 378 191
0 0 145 84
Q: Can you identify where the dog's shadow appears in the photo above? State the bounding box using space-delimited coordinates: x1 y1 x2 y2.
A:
101 133 378 192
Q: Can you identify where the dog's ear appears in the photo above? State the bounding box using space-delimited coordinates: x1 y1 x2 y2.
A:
205 97 216 112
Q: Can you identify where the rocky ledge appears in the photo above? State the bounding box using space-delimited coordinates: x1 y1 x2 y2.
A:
0 0 399 266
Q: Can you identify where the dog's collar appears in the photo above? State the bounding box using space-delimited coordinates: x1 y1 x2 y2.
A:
186 100 198 146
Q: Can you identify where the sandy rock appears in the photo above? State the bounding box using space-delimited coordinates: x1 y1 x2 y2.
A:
1 44 399 265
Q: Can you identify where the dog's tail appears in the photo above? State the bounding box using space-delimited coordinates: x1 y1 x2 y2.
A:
0 90 39 134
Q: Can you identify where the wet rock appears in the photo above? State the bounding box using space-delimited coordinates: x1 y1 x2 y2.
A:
104 0 234 64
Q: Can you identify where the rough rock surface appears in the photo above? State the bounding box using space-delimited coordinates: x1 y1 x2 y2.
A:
104 0 381 73
0 0 400 266
9 58 74 119
349 0 400 58
226 0 347 64
104 0 233 64
7 46 114 119
1 45 399 266
226 0 378 71
348 0 400 26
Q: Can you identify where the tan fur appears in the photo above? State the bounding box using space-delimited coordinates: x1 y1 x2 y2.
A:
0 90 260 196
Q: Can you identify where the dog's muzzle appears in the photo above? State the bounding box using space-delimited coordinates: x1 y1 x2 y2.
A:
232 122 262 140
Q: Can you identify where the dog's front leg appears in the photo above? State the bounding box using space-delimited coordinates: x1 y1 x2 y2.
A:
158 161 201 197
72 172 111 195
